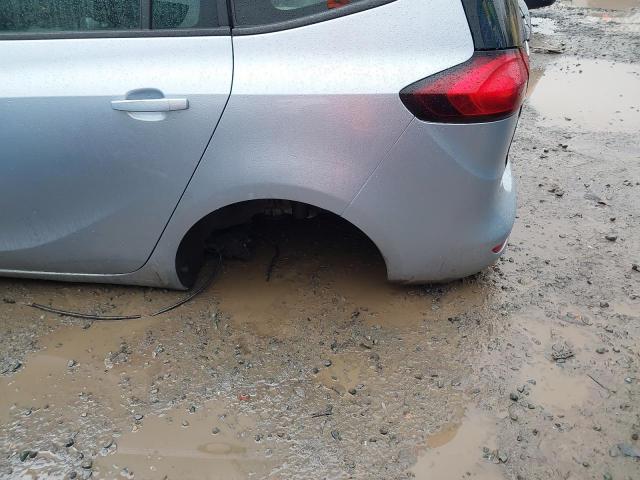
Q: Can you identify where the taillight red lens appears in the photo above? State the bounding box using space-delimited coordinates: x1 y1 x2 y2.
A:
399 49 529 124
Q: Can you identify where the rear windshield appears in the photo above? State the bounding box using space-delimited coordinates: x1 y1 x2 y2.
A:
461 0 524 50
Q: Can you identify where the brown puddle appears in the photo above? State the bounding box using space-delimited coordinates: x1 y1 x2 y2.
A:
94 399 270 480
0 214 498 479
412 408 503 480
516 312 600 411
315 352 369 395
215 215 496 335
0 319 157 426
568 0 640 9
528 56 640 133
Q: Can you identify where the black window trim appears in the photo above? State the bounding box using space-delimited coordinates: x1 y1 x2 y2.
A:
231 0 396 36
0 0 230 40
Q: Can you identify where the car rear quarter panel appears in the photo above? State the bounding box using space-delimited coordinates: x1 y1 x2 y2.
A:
140 0 475 287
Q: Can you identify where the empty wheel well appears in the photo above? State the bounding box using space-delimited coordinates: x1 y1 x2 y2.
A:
175 199 387 288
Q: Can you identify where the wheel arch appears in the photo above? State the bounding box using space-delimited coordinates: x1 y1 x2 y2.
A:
173 196 391 288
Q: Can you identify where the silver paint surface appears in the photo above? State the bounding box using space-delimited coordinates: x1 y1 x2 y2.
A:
0 36 232 273
0 0 521 288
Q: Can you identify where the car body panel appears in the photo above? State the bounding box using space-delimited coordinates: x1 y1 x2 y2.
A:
0 35 232 274
343 115 518 282
0 0 523 289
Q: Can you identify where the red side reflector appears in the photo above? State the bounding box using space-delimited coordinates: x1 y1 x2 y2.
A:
327 0 349 8
400 49 529 124
491 241 506 254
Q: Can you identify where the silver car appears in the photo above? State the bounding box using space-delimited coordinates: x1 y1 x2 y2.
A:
0 0 534 289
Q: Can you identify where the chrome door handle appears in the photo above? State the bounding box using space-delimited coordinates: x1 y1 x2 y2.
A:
111 98 189 112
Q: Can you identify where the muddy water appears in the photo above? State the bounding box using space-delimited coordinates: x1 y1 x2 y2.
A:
1 215 493 479
94 400 270 480
517 315 599 411
568 0 640 9
412 409 503 480
529 56 640 133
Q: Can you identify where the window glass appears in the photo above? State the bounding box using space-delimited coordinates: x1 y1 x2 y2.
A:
153 0 219 29
0 0 140 32
234 0 357 26
461 0 525 49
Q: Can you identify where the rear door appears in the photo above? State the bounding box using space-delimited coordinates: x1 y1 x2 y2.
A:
0 0 232 274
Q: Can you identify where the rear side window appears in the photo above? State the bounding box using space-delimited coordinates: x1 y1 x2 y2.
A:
461 0 524 50
153 0 219 29
234 0 364 27
0 0 140 32
0 0 218 33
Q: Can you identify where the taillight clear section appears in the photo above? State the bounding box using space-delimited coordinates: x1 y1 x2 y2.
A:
399 49 529 124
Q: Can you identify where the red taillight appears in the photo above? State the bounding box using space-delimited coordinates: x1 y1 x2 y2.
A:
400 49 529 124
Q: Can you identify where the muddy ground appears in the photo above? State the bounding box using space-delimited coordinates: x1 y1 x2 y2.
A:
1 1 639 479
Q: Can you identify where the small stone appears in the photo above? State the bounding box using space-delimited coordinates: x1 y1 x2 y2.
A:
69 471 77 479
509 407 519 422
498 451 509 463
120 467 134 479
133 414 143 421
348 388 357 395
551 342 574 361
605 234 618 242
632 263 639 272
599 301 609 308
331 430 341 441
324 360 332 367
631 433 638 441
510 392 519 402
81 459 92 469
3 360 22 374
211 427 220 435
596 347 608 354
67 359 77 368
64 438 75 448
181 420 190 427
189 405 196 414
255 434 262 442
379 426 389 435
19 451 30 462
617 443 640 458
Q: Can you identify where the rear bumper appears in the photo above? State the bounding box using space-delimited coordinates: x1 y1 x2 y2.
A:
342 115 518 283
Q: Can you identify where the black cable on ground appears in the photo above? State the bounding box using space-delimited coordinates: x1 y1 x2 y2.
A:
150 250 222 316
25 250 223 321
27 304 141 321
250 233 280 282
265 243 280 282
